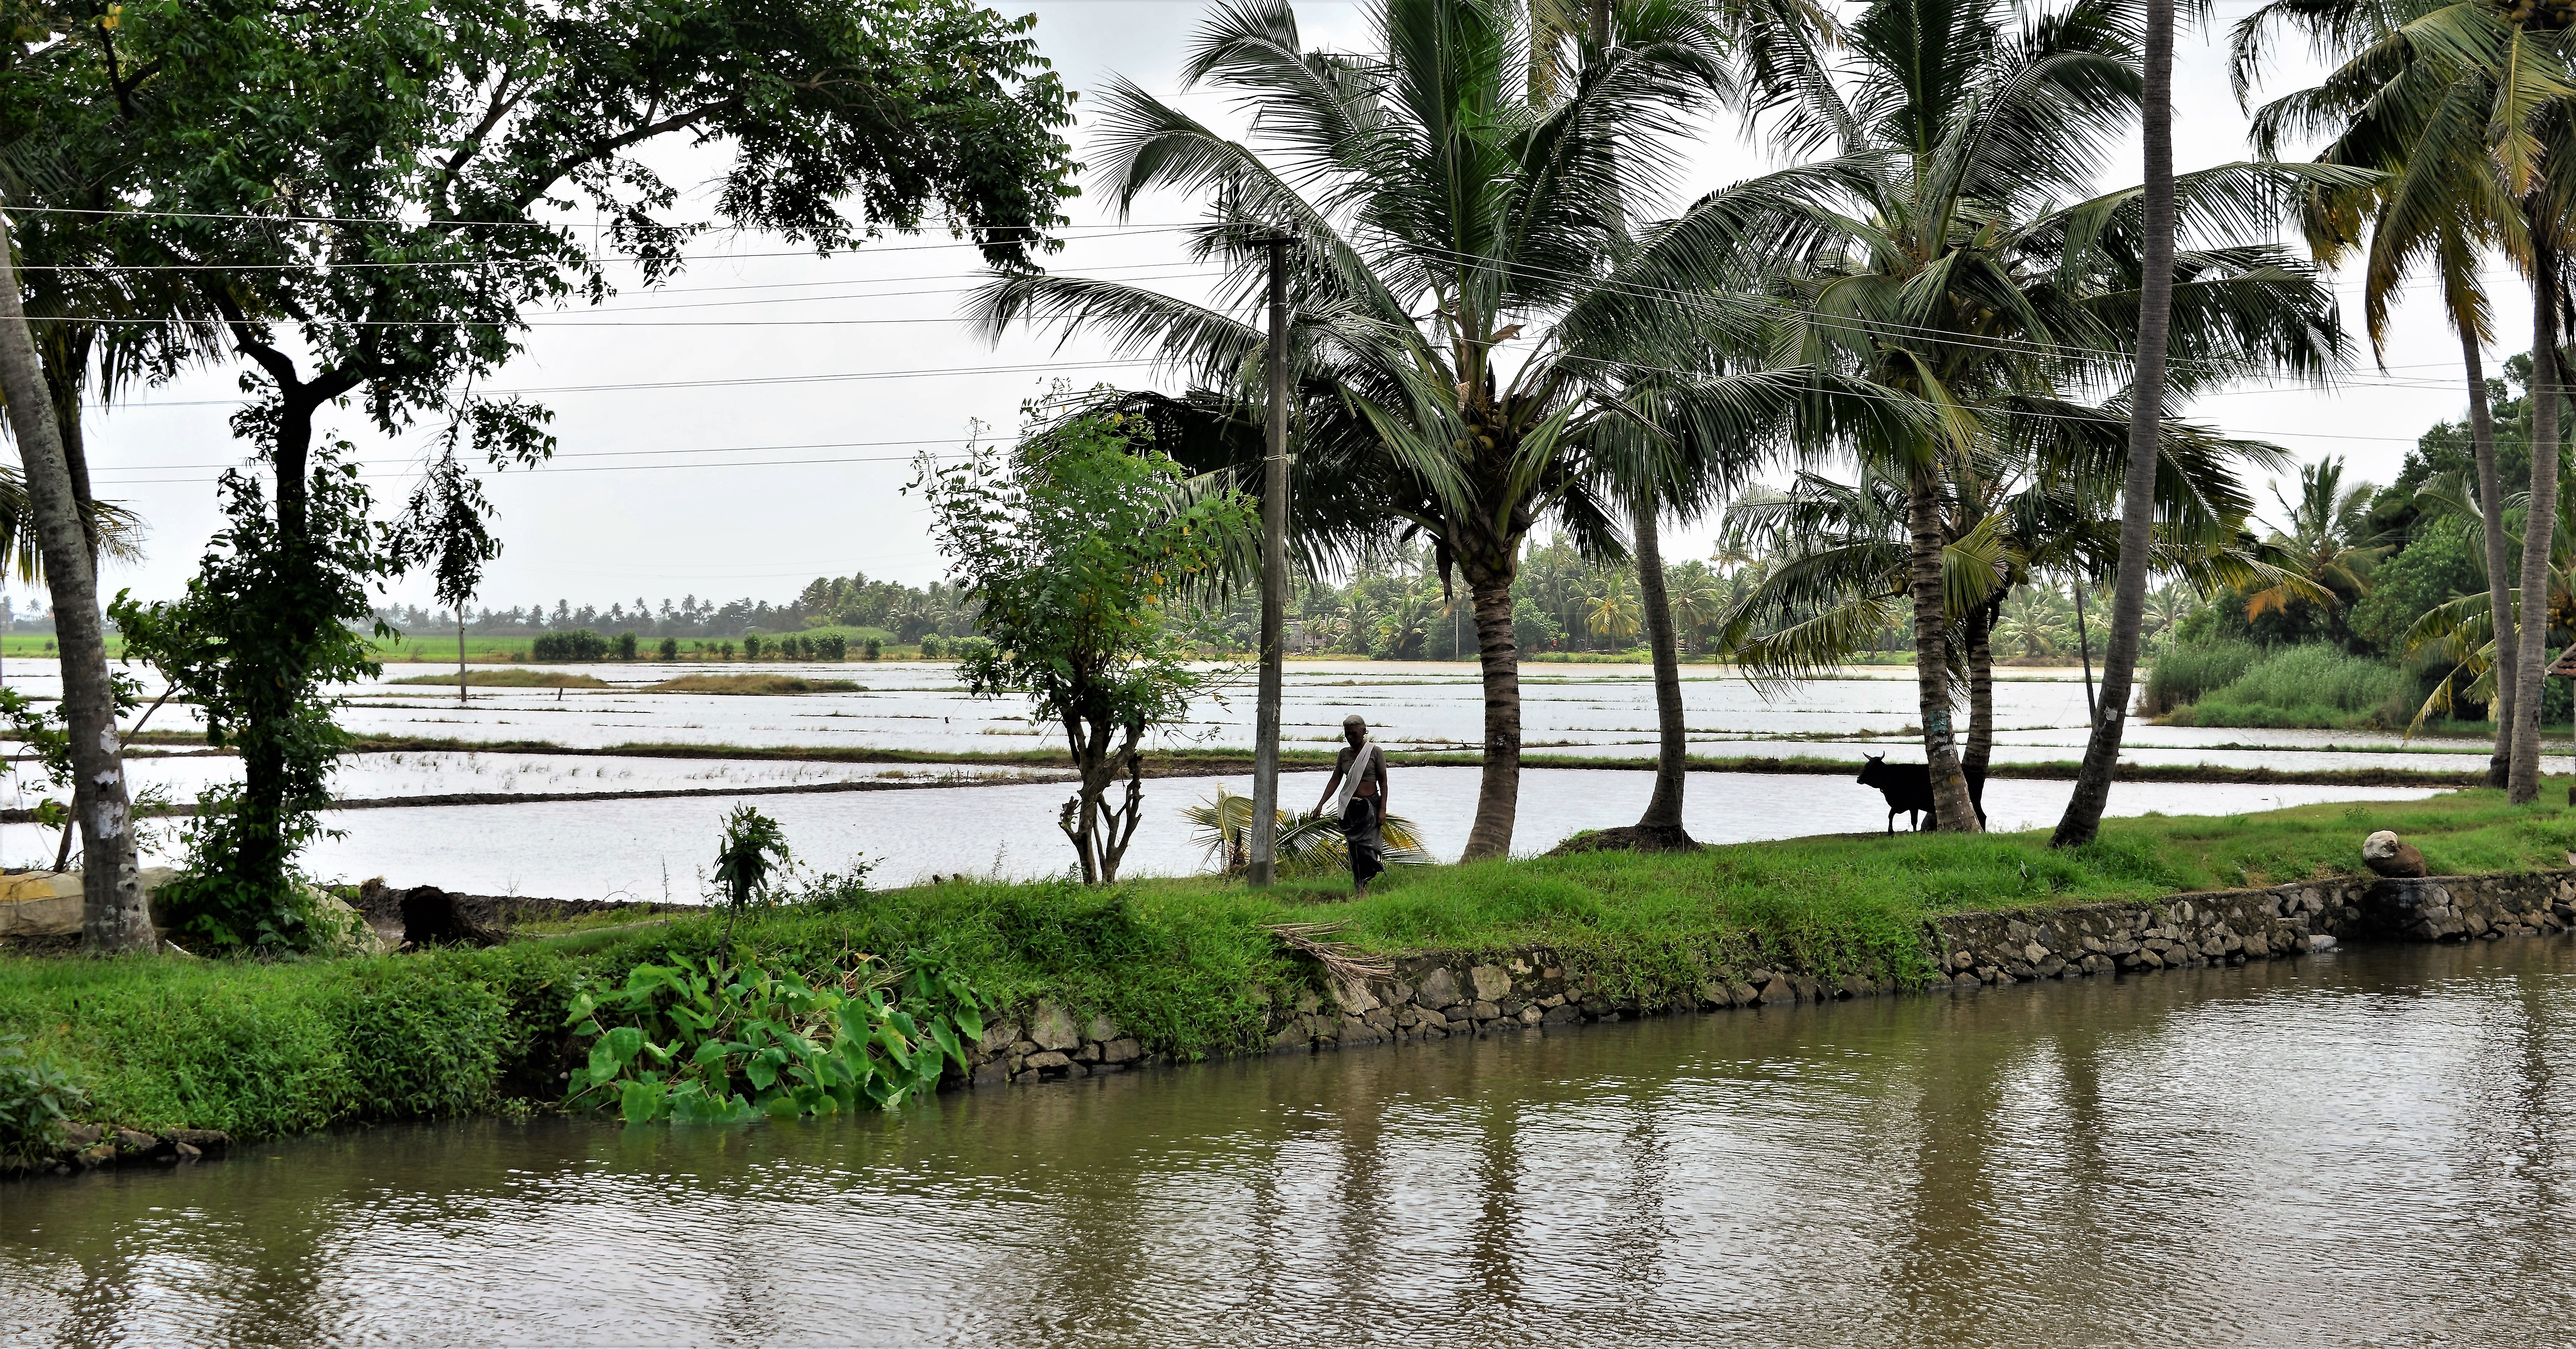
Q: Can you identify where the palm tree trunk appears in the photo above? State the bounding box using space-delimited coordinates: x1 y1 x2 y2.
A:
1908 470 1979 830
2509 235 2561 805
2052 0 2175 847
42 333 100 559
1631 499 1694 845
2464 332 2516 789
0 215 150 952
1965 599 1995 786
1464 569 1523 860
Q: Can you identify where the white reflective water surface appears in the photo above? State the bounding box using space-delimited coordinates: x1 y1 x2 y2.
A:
0 659 2494 893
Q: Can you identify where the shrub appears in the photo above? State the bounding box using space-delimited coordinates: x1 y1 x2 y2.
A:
864 637 882 660
0 1034 88 1167
920 633 945 659
2142 639 2263 715
615 631 639 660
563 950 988 1124
819 634 849 660
720 641 735 658
743 635 764 660
659 637 679 660
530 629 609 662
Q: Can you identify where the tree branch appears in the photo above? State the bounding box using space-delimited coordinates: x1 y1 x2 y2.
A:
509 100 737 214
436 76 533 216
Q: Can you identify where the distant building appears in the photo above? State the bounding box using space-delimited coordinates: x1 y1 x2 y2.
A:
1283 621 1326 654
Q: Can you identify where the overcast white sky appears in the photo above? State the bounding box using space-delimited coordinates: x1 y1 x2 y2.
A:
32 0 2536 617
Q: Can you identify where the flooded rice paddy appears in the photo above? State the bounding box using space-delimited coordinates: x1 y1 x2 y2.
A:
6 936 2570 1346
0 659 2512 891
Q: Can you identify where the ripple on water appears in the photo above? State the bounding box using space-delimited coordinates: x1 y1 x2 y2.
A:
5 938 2571 1346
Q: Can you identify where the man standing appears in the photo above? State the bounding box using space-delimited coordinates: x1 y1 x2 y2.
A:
1314 714 1390 897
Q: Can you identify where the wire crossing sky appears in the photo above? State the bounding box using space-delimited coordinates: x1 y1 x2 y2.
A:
26 3 2510 610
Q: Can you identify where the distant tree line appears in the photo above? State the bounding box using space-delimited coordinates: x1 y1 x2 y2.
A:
371 571 982 642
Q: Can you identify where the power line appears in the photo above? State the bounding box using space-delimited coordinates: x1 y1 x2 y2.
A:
90 357 1159 410
88 451 974 487
87 435 1008 475
6 220 1206 268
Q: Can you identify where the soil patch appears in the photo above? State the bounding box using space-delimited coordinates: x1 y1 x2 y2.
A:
349 881 665 946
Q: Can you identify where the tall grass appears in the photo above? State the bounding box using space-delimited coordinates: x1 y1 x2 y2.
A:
2142 639 2262 715
2169 644 2408 728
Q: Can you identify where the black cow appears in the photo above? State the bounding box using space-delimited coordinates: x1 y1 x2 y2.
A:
1856 754 1988 833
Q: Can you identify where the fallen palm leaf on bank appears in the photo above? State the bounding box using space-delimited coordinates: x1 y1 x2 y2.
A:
1261 920 1394 984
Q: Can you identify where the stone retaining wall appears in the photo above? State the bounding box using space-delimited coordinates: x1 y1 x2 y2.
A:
964 868 2576 1089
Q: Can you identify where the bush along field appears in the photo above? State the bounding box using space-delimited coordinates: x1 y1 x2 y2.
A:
2133 391 2576 735
9 786 2576 1172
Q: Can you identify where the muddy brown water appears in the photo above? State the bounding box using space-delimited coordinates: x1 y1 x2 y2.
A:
6 938 2572 1347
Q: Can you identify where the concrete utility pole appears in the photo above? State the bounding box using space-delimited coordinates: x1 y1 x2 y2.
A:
458 607 470 705
1248 231 1293 886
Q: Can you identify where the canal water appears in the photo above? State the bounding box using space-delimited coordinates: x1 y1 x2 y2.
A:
7 937 2570 1347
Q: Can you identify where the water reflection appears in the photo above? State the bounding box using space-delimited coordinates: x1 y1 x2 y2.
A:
9 939 2569 1345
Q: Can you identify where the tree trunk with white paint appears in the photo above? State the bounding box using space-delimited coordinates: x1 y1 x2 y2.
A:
0 211 149 951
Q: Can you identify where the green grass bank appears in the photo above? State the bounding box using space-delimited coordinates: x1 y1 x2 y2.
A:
9 788 2576 1148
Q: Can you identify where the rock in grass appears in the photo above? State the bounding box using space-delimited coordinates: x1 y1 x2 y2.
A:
2363 830 2428 879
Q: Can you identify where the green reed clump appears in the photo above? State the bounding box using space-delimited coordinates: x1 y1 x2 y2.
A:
2142 639 2263 715
2166 643 2408 728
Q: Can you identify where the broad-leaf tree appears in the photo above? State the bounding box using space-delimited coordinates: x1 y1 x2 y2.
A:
85 0 1076 938
916 407 1254 884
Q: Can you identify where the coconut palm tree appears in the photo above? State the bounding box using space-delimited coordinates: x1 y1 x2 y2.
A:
1718 426 2319 785
976 0 1896 857
2232 0 2576 800
2142 579 2198 652
2055 0 2185 847
1665 559 1725 649
1696 0 2348 829
1999 586 2072 657
2242 455 2388 617
0 465 145 582
1374 590 1435 657
2232 0 2530 783
1585 571 1642 645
